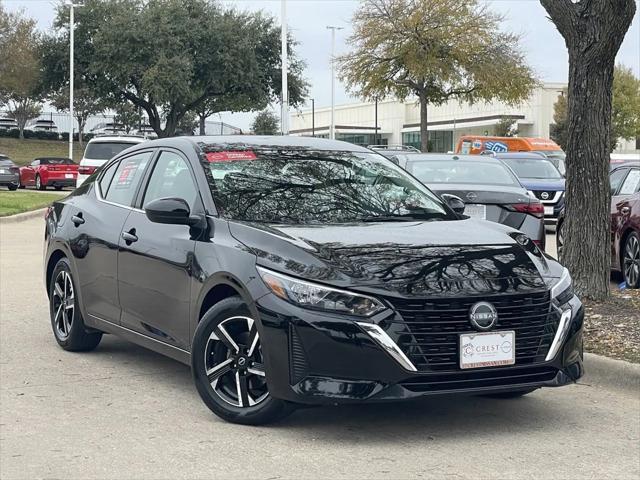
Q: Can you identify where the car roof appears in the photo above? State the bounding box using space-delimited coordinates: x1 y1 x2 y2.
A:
88 135 146 143
493 152 548 159
137 135 372 153
403 153 501 163
35 156 71 161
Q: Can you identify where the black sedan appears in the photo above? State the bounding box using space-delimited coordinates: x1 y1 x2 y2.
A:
44 136 584 424
403 154 546 248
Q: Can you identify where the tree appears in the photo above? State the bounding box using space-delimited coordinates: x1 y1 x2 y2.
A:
611 64 640 150
494 117 519 137
541 0 636 300
0 5 43 138
252 110 280 135
50 88 106 147
550 92 568 150
338 0 537 152
113 102 144 133
50 0 307 138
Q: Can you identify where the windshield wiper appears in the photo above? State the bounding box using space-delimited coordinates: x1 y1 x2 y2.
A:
357 214 441 222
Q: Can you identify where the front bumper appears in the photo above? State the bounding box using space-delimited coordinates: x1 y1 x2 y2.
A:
256 293 583 405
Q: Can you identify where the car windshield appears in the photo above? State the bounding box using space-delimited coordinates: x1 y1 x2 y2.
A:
202 149 455 224
84 142 137 160
536 151 567 176
500 158 562 179
408 160 520 186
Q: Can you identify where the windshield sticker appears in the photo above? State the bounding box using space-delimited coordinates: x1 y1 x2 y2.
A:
206 151 257 162
115 160 139 188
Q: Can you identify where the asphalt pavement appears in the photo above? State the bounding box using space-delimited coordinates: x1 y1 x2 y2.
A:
1 218 638 480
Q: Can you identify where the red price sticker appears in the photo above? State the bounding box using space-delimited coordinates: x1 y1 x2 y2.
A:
206 151 257 162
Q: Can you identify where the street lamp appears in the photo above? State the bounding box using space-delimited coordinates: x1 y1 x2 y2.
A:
281 0 289 135
66 1 83 160
327 26 343 141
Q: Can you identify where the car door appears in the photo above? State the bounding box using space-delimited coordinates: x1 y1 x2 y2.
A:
610 168 631 267
117 149 202 350
22 160 38 185
70 150 154 324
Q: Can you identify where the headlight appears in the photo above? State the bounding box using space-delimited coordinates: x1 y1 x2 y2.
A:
256 266 386 317
551 267 573 305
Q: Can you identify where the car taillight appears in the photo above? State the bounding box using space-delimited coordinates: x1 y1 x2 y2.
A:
509 201 545 218
9 167 19 174
78 165 97 175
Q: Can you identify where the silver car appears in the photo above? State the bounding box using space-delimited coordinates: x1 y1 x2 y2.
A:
398 153 546 248
0 155 19 190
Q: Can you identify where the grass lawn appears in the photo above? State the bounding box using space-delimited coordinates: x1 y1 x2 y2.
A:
0 191 65 217
0 138 83 166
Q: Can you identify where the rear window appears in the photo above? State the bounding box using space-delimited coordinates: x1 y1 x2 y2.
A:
500 158 562 179
40 158 74 165
84 142 138 161
408 160 521 186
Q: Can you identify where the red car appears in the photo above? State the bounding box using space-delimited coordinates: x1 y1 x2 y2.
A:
610 164 640 288
557 163 640 288
19 157 78 190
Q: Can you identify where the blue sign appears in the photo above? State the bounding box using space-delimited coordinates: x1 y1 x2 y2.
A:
484 141 509 153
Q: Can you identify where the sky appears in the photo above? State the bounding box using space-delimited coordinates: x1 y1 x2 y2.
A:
3 0 640 130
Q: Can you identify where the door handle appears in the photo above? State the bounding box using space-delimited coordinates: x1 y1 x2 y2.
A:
71 213 85 226
121 229 138 244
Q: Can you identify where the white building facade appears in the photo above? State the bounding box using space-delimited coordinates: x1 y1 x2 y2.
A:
290 83 639 153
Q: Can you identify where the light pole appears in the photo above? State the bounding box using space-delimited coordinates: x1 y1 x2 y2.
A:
67 1 76 160
281 0 289 135
311 98 315 137
327 26 343 140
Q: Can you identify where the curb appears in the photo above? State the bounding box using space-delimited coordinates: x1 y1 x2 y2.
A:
583 353 640 392
0 208 47 224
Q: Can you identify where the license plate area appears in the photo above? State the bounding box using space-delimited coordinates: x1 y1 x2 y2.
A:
465 204 486 220
460 331 515 369
65 173 74 179
544 206 554 216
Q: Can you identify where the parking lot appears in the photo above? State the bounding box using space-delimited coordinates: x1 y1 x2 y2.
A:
0 217 638 480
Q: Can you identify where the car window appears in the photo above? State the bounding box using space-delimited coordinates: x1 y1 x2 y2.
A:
500 158 562 179
609 168 629 194
99 161 119 197
618 169 640 195
85 142 139 160
104 152 152 206
143 151 198 210
408 160 520 186
45 158 74 165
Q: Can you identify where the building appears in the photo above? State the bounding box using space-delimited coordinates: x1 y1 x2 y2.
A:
290 83 639 153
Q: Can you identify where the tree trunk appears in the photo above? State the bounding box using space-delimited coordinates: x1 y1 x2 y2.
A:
541 0 636 300
199 113 206 135
419 94 428 152
77 115 85 150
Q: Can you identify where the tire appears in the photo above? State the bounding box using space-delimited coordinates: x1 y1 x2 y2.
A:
482 388 537 399
49 257 102 351
36 174 45 190
7 184 17 191
191 296 294 425
622 232 640 288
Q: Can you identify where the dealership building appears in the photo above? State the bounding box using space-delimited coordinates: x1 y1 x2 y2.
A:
290 83 639 153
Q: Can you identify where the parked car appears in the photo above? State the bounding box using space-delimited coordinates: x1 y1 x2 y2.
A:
0 154 20 190
0 118 18 131
557 162 640 288
404 154 545 248
368 144 420 160
610 153 640 170
90 122 127 136
76 135 147 187
494 153 565 225
24 119 58 133
19 157 78 190
44 136 583 425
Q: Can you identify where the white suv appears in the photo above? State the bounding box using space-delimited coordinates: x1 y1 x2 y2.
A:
76 135 147 187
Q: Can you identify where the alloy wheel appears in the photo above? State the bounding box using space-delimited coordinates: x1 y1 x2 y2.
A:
623 234 640 287
52 270 75 339
36 175 41 190
204 316 268 407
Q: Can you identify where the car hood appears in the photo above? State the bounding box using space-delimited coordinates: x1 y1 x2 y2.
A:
229 219 558 298
519 178 565 191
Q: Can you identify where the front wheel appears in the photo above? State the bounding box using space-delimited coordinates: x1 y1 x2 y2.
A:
623 232 640 288
191 296 294 425
49 258 102 351
7 184 17 191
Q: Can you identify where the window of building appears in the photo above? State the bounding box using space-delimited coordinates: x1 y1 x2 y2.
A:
402 131 453 153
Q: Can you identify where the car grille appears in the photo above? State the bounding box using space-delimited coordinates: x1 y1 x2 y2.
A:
384 291 559 372
532 190 560 202
400 365 559 392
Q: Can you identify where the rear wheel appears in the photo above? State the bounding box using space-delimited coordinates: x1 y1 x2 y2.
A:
49 258 102 351
36 174 45 190
7 184 17 191
191 296 294 425
623 232 640 288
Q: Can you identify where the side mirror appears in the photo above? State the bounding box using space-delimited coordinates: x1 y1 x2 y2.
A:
145 197 197 225
441 194 466 215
